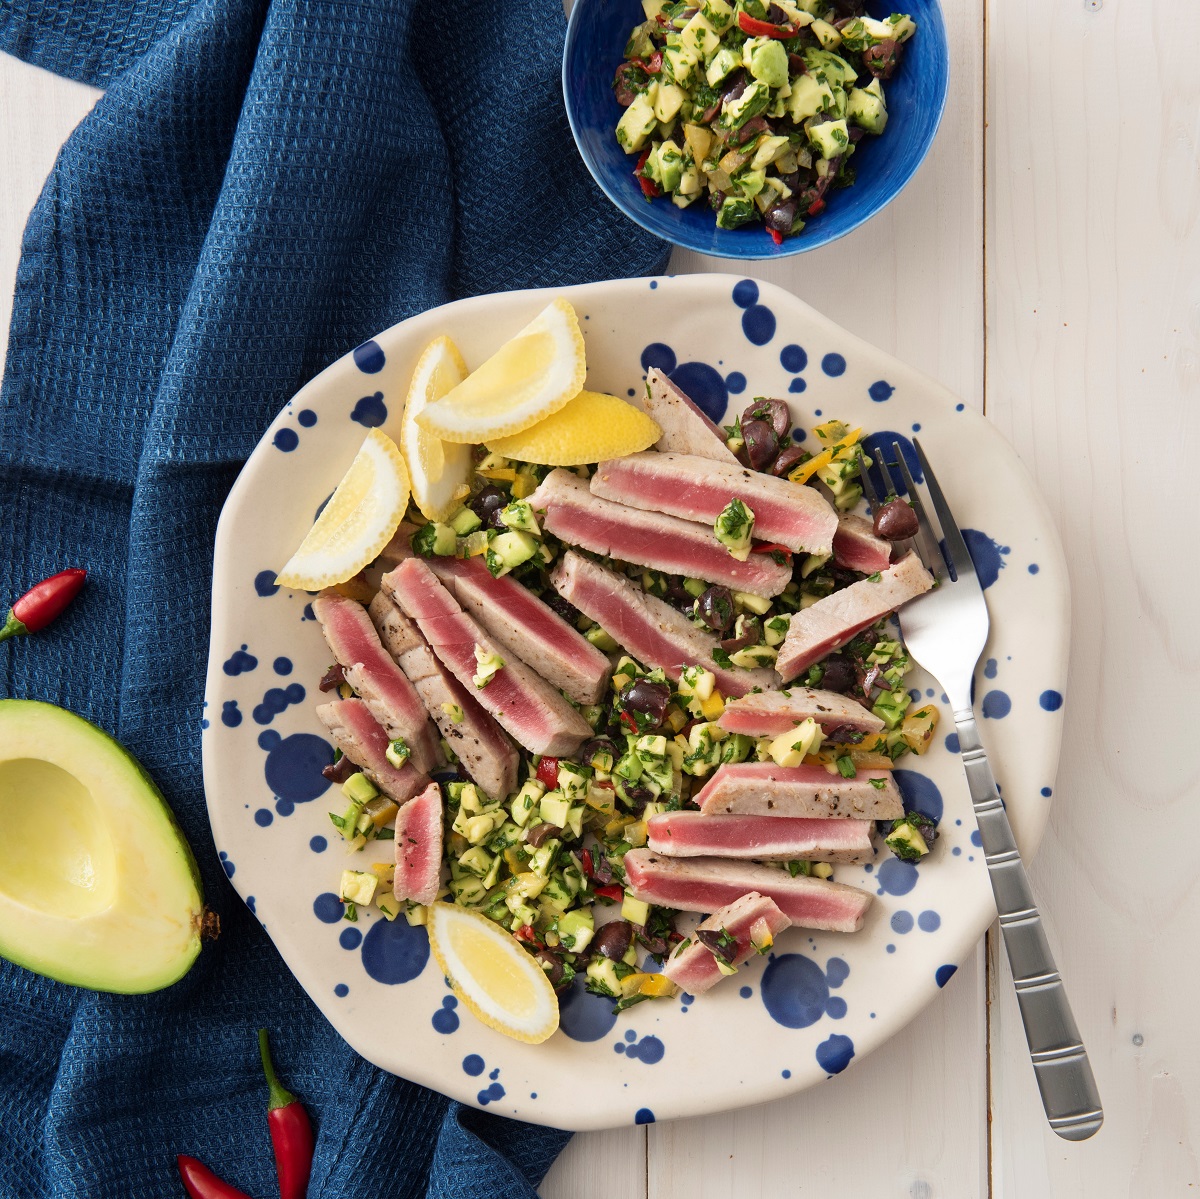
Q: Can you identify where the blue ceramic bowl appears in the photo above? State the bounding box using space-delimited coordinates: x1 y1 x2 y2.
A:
562 1 949 259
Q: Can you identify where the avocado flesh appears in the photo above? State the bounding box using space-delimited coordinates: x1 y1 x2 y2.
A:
0 699 204 993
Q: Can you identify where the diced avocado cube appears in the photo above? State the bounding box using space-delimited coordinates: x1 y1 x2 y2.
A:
559 908 595 954
680 11 720 58
585 624 619 652
802 48 859 87
748 38 788 88
730 645 777 669
642 0 669 17
459 845 494 879
449 875 487 905
701 0 734 30
847 84 888 134
717 196 756 229
749 135 790 172
449 507 481 535
650 139 685 192
539 872 574 909
810 17 842 48
616 92 658 153
714 498 755 560
787 73 835 122
411 520 457 557
566 805 585 841
342 772 378 804
538 790 572 829
767 717 823 767
722 79 770 129
635 734 668 759
887 13 917 42
720 733 755 764
376 896 400 922
472 643 505 688
662 44 698 86
509 779 545 828
654 82 687 125
556 761 591 799
885 821 930 862
485 530 538 578
614 752 643 783
498 498 540 535
339 870 377 906
808 118 850 160
811 862 834 879
706 45 742 88
585 956 624 997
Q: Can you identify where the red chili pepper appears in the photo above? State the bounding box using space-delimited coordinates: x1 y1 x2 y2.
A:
258 1029 314 1199
595 884 624 903
535 755 560 789
752 542 792 558
581 849 595 878
807 196 826 216
644 49 663 74
767 228 784 246
634 148 661 199
737 11 795 38
176 1156 254 1199
514 924 543 948
619 709 640 733
0 568 86 643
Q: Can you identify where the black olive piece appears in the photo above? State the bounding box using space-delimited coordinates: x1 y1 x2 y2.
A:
525 822 558 849
742 397 791 442
620 679 671 726
771 445 807 477
873 498 920 541
535 950 565 989
818 654 857 694
592 921 633 962
741 419 778 471
696 585 735 633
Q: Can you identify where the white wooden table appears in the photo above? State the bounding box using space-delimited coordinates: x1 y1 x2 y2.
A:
3 2 1196 1192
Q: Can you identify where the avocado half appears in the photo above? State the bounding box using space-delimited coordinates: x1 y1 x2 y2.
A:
0 699 206 993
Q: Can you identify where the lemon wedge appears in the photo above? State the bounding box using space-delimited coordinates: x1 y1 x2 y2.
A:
276 429 410 589
486 390 662 466
426 902 559 1044
402 336 473 521
417 297 586 444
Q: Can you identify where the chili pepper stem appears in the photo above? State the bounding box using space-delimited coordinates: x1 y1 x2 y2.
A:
258 1028 297 1111
0 611 27 644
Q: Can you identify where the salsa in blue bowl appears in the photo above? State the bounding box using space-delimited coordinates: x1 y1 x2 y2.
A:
562 0 949 260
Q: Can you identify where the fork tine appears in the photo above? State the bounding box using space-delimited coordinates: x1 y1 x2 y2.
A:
875 451 899 499
912 438 977 584
858 446 882 508
890 441 946 576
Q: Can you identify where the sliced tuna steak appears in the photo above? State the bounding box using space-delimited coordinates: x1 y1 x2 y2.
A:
394 781 444 906
624 849 873 932
315 698 431 805
549 551 776 697
590 451 837 555
718 686 884 738
429 556 611 705
369 592 519 802
695 762 904 820
362 521 420 592
661 892 792 995
642 367 741 464
832 512 892 574
646 811 875 864
529 469 791 598
383 558 592 757
312 591 442 771
775 552 934 682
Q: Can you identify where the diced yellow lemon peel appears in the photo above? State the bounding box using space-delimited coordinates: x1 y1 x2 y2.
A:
276 429 410 589
401 336 473 521
485 390 662 466
417 297 587 443
788 427 862 485
426 902 560 1044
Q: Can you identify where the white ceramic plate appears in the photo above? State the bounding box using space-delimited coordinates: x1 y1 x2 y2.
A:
203 275 1068 1131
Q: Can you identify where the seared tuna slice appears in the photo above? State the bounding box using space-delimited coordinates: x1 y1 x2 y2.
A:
646 811 875 864
661 892 792 994
549 551 777 698
775 552 934 682
695 762 904 820
312 591 442 772
590 451 837 555
315 698 431 805
383 558 592 757
832 513 892 574
642 367 741 464
624 850 873 932
529 469 791 599
718 687 885 738
394 781 444 906
362 521 420 592
369 592 519 803
428 556 611 705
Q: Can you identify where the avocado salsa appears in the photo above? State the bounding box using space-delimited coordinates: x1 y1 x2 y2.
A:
613 1 916 242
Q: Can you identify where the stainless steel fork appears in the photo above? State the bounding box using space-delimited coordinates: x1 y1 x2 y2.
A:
862 439 1103 1142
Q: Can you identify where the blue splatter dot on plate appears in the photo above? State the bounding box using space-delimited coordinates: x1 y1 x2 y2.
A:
1041 786 1053 798
477 1082 505 1105
825 997 847 1019
963 529 1009 589
731 279 759 308
981 690 1011 719
273 656 293 676
970 830 982 847
218 851 234 878
780 344 807 373
669 362 727 423
984 658 998 679
815 1034 855 1075
1028 563 1040 574
353 340 385 373
893 770 943 823
944 732 960 753
351 392 387 427
297 409 317 428
891 910 914 934
641 342 676 374
559 978 618 1042
339 927 363 950
634 1108 656 1125
624 1035 665 1064
223 647 258 676
741 304 776 346
462 1054 485 1077
264 733 332 802
825 958 849 988
725 371 746 394
761 954 828 1028
309 836 327 853
936 964 958 988
1039 689 1063 711
334 983 349 997
252 683 306 726
221 701 242 728
876 858 918 896
313 893 343 924
788 377 807 394
739 986 752 999
253 808 273 828
868 380 894 402
918 910 941 932
821 353 846 377
273 428 298 452
254 570 279 597
860 431 921 494
360 915 429 985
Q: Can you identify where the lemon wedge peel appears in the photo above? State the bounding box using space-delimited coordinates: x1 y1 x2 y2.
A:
486 390 663 466
426 902 560 1044
275 429 410 590
402 336 473 521
417 297 587 444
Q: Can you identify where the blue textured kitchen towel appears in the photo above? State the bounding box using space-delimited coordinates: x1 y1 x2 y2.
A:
0 0 668 1193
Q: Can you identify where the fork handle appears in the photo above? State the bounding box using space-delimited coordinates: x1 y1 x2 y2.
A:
954 710 1103 1141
